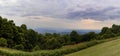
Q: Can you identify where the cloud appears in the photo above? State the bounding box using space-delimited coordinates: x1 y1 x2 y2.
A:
1 0 120 30
66 7 118 21
22 16 74 29
20 16 120 30
0 0 19 6
1 0 120 20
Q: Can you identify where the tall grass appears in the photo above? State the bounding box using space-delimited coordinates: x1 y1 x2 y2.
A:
0 37 118 56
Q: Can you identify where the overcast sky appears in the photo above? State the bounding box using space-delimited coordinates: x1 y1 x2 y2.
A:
0 0 120 30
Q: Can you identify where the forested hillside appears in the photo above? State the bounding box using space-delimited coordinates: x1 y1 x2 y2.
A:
0 16 120 52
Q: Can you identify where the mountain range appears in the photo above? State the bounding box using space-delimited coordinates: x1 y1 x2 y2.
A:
34 28 101 34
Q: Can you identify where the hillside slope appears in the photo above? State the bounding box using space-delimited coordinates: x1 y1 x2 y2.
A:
0 37 116 56
66 38 120 56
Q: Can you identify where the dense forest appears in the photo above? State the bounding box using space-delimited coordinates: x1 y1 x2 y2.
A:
0 16 120 51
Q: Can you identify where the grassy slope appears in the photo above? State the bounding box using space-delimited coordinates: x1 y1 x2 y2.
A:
0 37 118 56
66 37 120 56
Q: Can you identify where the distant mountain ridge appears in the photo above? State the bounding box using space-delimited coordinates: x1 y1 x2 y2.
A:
34 28 101 34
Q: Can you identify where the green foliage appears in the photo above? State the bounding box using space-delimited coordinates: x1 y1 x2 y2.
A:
100 24 120 39
100 27 111 34
101 33 115 39
43 38 62 49
82 32 97 41
32 45 40 51
21 24 27 30
13 44 24 50
60 34 71 45
70 30 80 43
112 24 120 34
1 16 120 53
0 38 7 47
0 37 116 56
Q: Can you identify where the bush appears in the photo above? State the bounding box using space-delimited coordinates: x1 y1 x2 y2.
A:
0 38 116 56
81 32 97 42
0 38 7 47
13 44 24 50
43 38 62 49
101 33 115 39
32 45 40 51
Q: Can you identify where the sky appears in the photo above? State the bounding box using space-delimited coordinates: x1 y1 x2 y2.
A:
0 0 120 30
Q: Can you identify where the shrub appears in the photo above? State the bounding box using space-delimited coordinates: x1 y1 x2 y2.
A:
13 44 24 50
101 33 115 39
0 38 116 56
0 38 7 47
43 38 62 49
32 45 40 51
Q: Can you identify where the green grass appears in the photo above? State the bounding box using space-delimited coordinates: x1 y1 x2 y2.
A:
0 37 118 56
66 37 120 56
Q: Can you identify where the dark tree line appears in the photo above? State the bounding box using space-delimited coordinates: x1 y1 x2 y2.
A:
0 16 120 51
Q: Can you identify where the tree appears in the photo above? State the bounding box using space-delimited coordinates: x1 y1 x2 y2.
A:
82 32 97 41
100 27 113 35
0 16 2 28
1 16 120 52
43 38 61 49
70 30 80 43
112 24 120 34
24 29 39 51
21 24 27 30
60 34 71 45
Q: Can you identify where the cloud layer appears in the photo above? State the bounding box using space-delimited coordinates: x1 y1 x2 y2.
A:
0 0 120 30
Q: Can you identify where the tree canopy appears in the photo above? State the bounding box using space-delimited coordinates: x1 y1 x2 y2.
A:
0 16 120 51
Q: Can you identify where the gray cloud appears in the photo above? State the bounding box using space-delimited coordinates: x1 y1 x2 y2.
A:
66 7 119 21
1 0 120 21
1 0 120 29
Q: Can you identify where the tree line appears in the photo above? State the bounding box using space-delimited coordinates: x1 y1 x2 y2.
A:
0 16 119 51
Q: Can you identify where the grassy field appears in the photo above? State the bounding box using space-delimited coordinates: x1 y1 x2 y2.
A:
0 37 118 56
66 37 120 56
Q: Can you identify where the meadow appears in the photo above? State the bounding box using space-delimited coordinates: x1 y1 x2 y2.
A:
66 36 120 56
